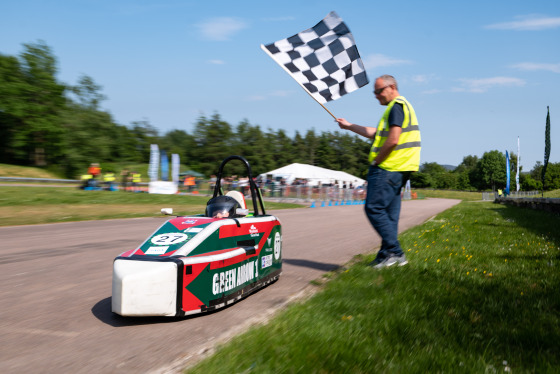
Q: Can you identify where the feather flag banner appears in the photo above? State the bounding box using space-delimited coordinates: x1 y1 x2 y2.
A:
542 106 551 191
505 150 510 195
516 137 520 192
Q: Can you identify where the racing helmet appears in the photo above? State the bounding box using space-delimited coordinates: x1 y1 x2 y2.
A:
206 195 240 218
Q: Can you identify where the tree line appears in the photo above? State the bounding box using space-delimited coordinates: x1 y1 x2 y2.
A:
1 41 558 190
413 153 559 192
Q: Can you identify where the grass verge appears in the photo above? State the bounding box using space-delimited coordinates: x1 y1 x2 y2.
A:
0 186 303 226
415 189 483 201
0 163 61 178
186 202 560 373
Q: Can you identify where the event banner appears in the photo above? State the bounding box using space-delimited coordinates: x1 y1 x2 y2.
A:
172 153 180 184
148 144 160 182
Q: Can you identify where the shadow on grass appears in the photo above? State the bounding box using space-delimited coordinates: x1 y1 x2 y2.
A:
408 263 560 369
492 203 560 250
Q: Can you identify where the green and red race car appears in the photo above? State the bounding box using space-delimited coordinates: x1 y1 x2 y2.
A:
112 156 282 317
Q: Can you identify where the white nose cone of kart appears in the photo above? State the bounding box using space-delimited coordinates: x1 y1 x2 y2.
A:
112 259 177 316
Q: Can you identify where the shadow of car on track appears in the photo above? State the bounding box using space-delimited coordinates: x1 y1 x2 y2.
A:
91 297 189 327
282 258 340 272
92 277 282 327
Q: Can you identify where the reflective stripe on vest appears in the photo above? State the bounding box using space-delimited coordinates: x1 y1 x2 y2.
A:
368 96 421 172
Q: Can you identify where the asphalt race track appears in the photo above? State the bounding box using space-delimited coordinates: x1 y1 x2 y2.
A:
0 198 460 373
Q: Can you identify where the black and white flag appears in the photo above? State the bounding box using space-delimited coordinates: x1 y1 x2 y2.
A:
261 11 369 104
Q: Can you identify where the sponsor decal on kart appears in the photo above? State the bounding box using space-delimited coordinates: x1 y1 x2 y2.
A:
261 254 273 269
249 225 259 237
185 227 203 233
212 259 258 295
144 246 169 255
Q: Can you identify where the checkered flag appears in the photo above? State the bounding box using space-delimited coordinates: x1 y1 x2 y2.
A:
261 11 369 109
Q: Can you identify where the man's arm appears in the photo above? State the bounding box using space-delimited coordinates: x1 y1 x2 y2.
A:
336 118 377 139
372 125 402 164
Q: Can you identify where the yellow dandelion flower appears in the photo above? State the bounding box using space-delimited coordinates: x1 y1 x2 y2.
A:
467 271 470 275
437 259 440 263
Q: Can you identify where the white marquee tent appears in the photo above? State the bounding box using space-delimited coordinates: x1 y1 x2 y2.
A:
259 163 365 187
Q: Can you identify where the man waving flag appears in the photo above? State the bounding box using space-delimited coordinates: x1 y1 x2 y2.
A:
261 11 369 117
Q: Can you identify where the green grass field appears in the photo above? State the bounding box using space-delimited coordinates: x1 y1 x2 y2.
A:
186 202 560 373
0 186 303 226
414 189 483 201
0 163 62 178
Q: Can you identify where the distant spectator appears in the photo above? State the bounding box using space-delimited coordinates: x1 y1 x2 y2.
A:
120 169 129 190
87 163 101 187
131 172 141 192
184 175 196 191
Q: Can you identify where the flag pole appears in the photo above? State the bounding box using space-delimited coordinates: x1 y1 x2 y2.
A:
260 44 337 120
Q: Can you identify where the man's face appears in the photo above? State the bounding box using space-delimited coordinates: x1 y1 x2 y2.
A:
373 78 395 106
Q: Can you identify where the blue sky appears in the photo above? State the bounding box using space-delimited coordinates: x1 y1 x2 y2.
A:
2 0 559 170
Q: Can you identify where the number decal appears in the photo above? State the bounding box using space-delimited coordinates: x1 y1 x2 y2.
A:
274 232 282 260
151 233 189 246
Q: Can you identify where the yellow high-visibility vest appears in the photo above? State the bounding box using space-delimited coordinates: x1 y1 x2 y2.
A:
132 174 141 183
368 96 421 172
104 173 115 182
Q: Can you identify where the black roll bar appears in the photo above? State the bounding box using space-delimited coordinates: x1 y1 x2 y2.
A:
212 155 266 216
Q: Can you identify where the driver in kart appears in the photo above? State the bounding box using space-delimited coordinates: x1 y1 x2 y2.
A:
206 195 240 218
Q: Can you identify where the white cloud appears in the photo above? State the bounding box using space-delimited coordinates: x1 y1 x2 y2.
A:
208 59 225 65
485 15 560 30
510 62 560 73
247 95 266 101
411 74 438 84
196 17 248 41
454 77 526 93
362 54 413 69
421 89 442 95
269 90 290 97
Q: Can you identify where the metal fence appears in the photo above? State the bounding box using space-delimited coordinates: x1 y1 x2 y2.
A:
233 184 366 203
482 190 540 201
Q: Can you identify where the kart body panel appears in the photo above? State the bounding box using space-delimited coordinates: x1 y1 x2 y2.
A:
112 156 282 317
